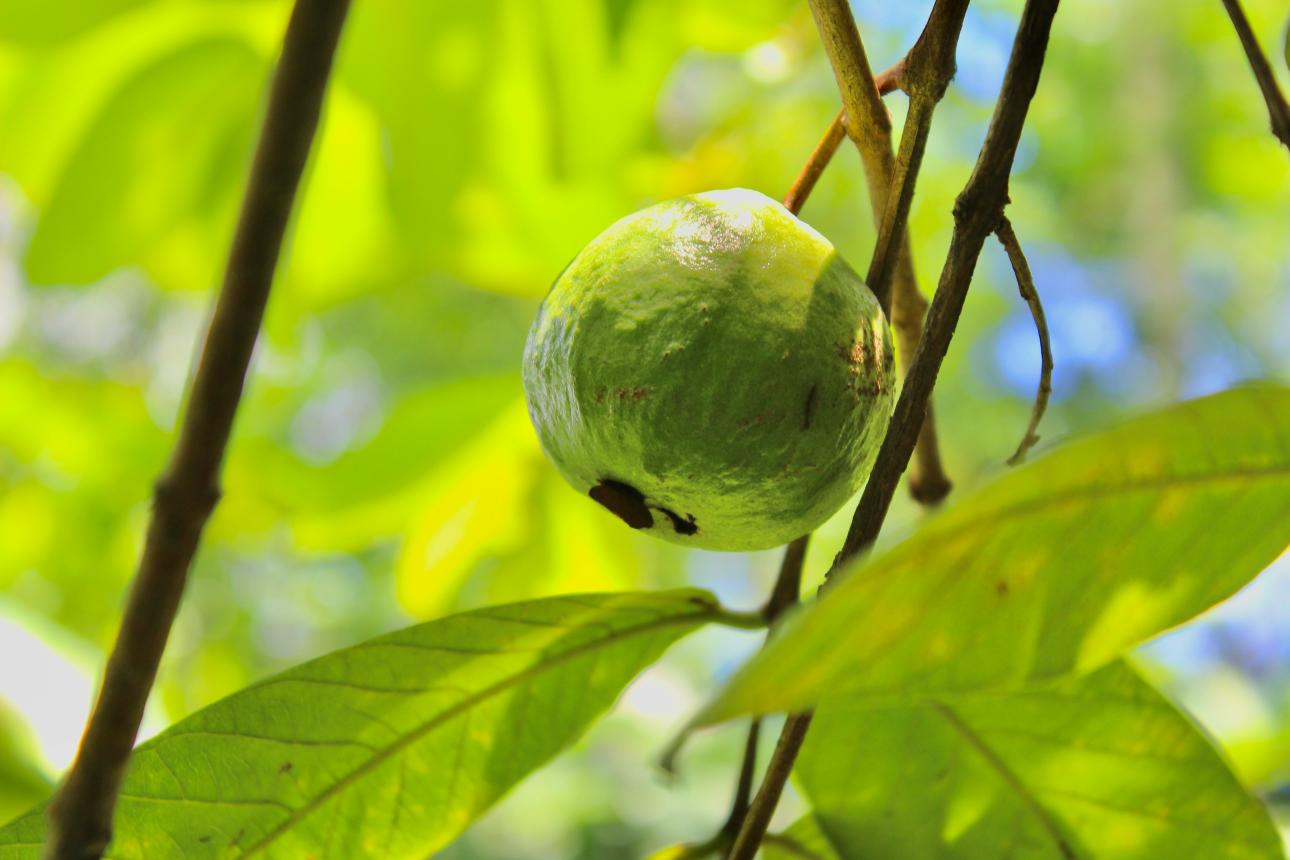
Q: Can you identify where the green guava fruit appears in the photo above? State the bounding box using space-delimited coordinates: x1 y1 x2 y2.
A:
522 188 895 552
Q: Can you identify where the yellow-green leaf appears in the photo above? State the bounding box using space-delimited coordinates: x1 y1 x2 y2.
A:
691 386 1290 726
797 661 1284 859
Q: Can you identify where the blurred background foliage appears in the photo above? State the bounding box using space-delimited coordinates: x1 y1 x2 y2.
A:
0 0 1287 855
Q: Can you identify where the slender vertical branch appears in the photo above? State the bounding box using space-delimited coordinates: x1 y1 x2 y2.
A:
725 711 814 860
731 2 1063 855
43 3 351 858
807 0 953 507
997 217 1053 466
864 0 969 306
837 0 1062 567
1220 0 1290 150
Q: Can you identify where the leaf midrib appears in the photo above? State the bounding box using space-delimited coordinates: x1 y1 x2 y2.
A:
932 702 1077 860
236 604 715 857
904 461 1290 558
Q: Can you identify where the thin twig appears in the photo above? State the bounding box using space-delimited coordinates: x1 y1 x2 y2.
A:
760 535 809 623
807 0 953 507
781 63 906 217
709 536 809 849
726 712 813 859
718 720 762 841
997 217 1053 465
43 3 351 858
730 3 1063 856
783 114 846 216
1220 0 1290 151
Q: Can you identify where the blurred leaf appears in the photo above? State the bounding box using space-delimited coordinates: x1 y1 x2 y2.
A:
689 386 1290 726
338 0 492 266
0 702 50 828
23 36 262 285
0 591 731 857
277 84 400 308
247 374 520 515
763 816 840 859
0 0 146 46
797 660 1284 859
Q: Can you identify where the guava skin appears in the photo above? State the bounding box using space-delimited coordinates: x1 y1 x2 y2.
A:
522 188 895 551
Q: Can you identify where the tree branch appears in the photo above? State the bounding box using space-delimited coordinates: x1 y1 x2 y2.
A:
807 0 954 507
837 0 1062 567
781 63 906 217
997 217 1053 466
43 3 351 857
864 0 969 308
730 2 1063 855
1220 0 1290 151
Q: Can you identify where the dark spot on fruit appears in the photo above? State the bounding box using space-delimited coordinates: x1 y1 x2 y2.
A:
279 761 294 775
995 580 1009 596
594 389 606 404
199 836 212 844
802 383 817 430
590 479 654 529
656 506 699 535
737 413 766 429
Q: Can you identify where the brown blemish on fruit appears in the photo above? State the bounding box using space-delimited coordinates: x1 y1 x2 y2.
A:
737 413 767 429
836 340 866 370
590 479 654 529
656 506 699 536
802 384 817 430
614 386 652 401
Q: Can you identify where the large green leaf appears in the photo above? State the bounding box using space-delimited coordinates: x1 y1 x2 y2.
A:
689 386 1290 726
0 591 745 858
796 660 1284 859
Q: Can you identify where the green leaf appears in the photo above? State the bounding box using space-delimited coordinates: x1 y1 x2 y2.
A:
0 0 146 46
690 386 1290 726
0 591 736 858
796 660 1284 859
23 37 262 286
764 816 842 859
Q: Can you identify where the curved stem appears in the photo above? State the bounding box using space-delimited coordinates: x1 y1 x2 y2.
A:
997 217 1053 466
43 4 351 858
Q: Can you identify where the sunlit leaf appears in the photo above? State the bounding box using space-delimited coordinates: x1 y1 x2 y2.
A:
0 591 739 858
689 386 1290 726
797 660 1284 859
23 37 262 286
